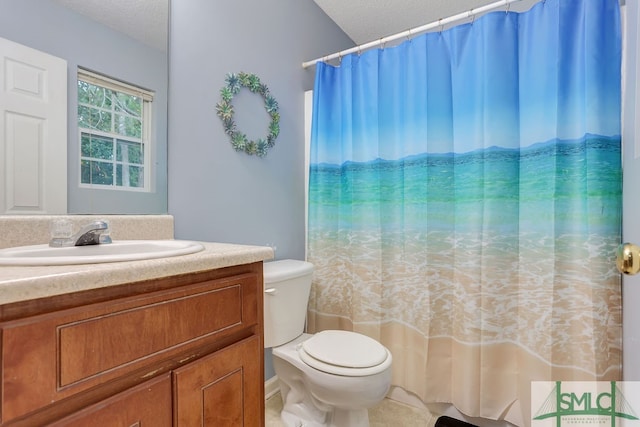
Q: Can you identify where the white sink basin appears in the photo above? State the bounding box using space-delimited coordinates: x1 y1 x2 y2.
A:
0 240 205 266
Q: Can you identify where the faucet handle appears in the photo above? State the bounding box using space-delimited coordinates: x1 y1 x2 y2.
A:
49 219 73 246
99 222 112 244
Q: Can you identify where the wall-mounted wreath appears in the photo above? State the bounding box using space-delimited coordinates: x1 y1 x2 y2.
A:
215 72 280 158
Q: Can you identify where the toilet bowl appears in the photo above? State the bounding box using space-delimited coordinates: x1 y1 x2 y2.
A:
264 260 393 427
273 332 392 427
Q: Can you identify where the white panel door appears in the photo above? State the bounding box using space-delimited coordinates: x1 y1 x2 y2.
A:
0 36 67 214
622 2 640 380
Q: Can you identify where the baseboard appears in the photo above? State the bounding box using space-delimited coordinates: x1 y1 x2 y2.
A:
386 385 429 410
265 375 280 400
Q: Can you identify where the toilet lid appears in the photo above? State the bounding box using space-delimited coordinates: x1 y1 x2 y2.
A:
301 330 388 369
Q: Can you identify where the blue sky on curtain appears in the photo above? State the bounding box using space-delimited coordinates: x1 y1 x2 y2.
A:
307 0 622 425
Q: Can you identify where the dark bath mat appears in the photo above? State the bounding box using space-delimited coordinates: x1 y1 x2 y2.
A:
435 416 479 427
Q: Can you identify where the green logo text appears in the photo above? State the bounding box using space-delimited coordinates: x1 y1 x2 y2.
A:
534 381 638 427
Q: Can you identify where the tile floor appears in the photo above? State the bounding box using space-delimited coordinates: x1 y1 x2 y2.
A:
265 392 434 426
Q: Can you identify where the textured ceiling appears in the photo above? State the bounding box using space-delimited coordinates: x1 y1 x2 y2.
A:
51 0 541 57
313 0 539 45
52 0 168 51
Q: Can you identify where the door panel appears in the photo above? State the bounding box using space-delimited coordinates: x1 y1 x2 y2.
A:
173 335 262 427
0 36 67 214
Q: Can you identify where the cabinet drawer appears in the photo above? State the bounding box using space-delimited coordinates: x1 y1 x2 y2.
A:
49 373 172 427
0 272 258 423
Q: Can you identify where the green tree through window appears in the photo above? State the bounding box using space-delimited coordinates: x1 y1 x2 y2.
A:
77 69 152 191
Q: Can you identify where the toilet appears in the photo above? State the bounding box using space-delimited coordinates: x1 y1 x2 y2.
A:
264 259 392 427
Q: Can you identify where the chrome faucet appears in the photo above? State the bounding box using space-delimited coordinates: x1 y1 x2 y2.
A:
49 220 112 247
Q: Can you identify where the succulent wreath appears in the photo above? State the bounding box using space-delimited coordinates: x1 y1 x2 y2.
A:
215 72 280 158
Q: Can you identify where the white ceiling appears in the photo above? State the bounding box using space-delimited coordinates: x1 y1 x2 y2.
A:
52 0 168 51
51 0 540 56
313 0 501 45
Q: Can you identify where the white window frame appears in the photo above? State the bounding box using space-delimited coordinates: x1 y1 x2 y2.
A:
77 68 153 192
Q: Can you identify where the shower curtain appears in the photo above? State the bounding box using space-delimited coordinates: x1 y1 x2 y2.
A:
307 0 622 425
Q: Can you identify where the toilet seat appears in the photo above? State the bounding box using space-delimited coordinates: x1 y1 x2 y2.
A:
298 330 392 376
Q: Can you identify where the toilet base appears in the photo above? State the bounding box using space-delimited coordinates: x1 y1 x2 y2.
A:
279 379 371 427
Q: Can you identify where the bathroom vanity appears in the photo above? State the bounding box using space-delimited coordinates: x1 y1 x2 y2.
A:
0 231 272 427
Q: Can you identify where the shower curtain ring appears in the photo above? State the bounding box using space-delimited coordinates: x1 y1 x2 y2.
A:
439 18 444 33
506 3 511 14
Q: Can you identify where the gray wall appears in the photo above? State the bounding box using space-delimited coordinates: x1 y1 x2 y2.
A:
0 0 168 214
168 0 353 379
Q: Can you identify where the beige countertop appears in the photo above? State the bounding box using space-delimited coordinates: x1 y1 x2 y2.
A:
0 241 274 306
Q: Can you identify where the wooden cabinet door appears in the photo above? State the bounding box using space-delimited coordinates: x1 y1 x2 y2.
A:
173 335 263 427
0 272 258 422
49 374 172 427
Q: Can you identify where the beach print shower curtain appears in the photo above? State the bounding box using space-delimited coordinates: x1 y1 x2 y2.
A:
307 0 622 425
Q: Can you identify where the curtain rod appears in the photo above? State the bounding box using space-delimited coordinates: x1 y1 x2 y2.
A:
302 0 524 69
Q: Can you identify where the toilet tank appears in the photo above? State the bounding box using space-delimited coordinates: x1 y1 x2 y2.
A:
263 259 314 348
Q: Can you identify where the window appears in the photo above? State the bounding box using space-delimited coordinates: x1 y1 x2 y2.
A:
77 69 153 191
